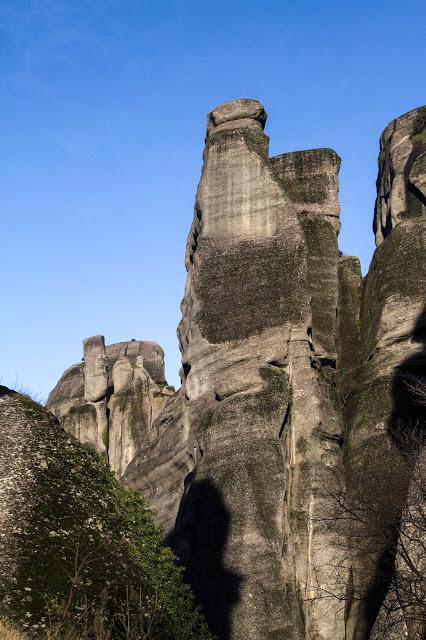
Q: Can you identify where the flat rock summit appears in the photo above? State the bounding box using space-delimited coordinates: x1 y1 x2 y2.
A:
2 99 426 640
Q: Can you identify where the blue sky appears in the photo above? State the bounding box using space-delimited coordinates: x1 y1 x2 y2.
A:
1 0 425 398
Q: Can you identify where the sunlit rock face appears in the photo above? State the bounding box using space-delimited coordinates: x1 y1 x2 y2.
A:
345 110 426 640
47 100 426 640
46 338 174 478
126 99 347 640
374 106 426 246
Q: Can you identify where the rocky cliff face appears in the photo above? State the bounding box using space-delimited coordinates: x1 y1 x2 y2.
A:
374 106 426 245
345 106 426 640
47 100 426 640
47 338 174 477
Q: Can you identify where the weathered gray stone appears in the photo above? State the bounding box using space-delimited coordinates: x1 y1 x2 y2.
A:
409 150 426 199
47 339 167 421
47 338 172 478
373 106 426 245
337 255 361 397
44 101 426 640
371 446 426 640
83 335 108 402
62 399 107 454
207 98 267 136
125 99 346 640
105 340 167 386
46 362 84 419
345 117 426 638
124 387 191 534
108 355 172 477
111 354 134 393
270 148 341 227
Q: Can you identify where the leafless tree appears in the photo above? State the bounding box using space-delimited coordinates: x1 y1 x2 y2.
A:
316 414 425 638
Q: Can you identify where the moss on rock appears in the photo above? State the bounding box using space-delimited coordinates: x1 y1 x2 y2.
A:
0 391 213 640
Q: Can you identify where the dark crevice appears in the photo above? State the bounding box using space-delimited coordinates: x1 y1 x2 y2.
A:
310 355 337 371
158 415 172 429
407 180 426 209
278 402 291 439
315 428 343 446
307 327 315 352
105 385 114 404
319 357 336 369
310 356 321 370
214 391 224 402
189 206 202 265
182 362 191 378
267 358 287 369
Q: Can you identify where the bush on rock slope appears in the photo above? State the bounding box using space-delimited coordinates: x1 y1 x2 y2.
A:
0 388 213 640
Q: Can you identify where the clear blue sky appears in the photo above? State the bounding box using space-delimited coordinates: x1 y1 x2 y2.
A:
1 0 425 399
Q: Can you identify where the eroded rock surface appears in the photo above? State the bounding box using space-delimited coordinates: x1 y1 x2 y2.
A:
373 106 426 245
125 99 347 640
46 100 426 640
47 339 174 477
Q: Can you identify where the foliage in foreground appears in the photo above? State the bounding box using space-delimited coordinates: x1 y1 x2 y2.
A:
2 394 213 640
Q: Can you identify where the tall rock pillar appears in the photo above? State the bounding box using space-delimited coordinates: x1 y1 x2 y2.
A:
345 107 426 640
157 99 346 640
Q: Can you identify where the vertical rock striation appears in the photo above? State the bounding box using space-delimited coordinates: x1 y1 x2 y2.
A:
126 99 347 640
47 338 174 477
345 108 426 640
47 100 426 640
374 106 426 246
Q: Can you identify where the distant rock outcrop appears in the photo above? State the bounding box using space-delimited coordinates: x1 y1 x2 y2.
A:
46 100 426 640
47 339 174 477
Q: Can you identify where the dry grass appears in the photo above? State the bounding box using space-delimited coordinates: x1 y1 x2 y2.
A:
0 618 27 639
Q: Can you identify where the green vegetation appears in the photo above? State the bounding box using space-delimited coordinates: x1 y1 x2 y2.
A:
412 129 426 144
4 396 213 640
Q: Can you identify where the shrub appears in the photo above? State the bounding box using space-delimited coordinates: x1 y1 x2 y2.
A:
1 393 213 640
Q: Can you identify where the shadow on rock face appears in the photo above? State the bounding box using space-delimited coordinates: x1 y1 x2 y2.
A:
363 305 426 637
390 305 426 449
167 477 242 640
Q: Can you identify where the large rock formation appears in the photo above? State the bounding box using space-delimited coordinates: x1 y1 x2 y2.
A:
345 106 426 640
47 100 426 640
47 339 174 477
127 99 347 640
